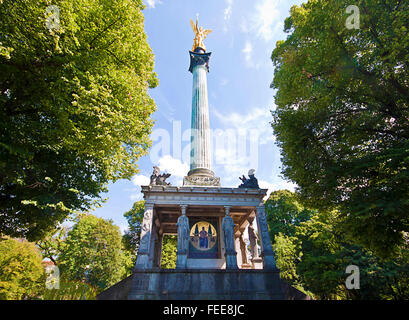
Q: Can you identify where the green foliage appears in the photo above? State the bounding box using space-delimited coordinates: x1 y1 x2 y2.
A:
122 200 145 265
161 235 177 269
0 237 45 300
265 190 314 240
269 191 409 300
36 225 68 265
58 215 131 291
0 0 158 241
42 280 97 300
271 0 409 258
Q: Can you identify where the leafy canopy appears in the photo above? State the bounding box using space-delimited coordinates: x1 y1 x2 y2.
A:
271 0 409 258
268 191 409 300
0 0 158 240
0 237 45 300
265 189 314 240
57 214 132 290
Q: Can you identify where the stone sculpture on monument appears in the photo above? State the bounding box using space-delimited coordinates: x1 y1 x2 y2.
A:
239 169 260 189
150 166 171 186
176 205 189 268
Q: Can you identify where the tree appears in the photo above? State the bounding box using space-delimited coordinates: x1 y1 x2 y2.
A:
36 225 68 265
161 235 177 269
57 215 132 291
264 190 314 240
122 200 145 265
0 0 158 241
0 237 45 300
268 191 409 300
271 0 409 258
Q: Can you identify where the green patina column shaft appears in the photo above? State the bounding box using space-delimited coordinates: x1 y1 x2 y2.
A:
183 47 220 186
190 62 211 172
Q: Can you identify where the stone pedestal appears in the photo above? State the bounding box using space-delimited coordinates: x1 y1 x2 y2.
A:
97 269 310 300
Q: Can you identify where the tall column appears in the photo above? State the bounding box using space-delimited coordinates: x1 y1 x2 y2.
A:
183 48 220 187
134 203 154 270
190 63 211 173
222 206 238 269
255 205 276 270
176 205 189 269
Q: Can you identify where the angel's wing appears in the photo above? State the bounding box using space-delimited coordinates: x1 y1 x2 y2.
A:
203 29 212 37
190 19 197 34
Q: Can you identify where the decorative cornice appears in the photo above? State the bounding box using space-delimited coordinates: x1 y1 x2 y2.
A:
141 185 267 194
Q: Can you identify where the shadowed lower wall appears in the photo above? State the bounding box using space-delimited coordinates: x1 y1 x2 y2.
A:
97 269 310 300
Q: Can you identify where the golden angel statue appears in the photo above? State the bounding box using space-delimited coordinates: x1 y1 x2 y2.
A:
190 18 212 52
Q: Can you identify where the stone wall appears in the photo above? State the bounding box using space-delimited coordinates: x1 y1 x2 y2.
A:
97 269 309 300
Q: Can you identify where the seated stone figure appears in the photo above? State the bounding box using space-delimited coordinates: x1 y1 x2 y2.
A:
149 166 171 186
238 169 259 189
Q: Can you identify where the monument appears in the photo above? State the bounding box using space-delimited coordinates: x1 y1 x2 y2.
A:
97 18 308 300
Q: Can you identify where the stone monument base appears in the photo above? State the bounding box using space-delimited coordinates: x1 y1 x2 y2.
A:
97 269 309 300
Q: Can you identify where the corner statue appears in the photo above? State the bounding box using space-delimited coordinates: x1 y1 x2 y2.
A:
190 17 212 52
238 169 260 189
150 166 171 186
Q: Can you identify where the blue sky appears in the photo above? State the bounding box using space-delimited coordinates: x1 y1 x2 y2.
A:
91 0 305 232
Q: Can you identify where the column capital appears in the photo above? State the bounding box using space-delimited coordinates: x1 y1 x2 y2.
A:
180 204 188 215
189 50 211 73
224 206 231 216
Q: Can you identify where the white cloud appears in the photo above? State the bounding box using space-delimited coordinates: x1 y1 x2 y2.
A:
145 0 162 8
158 155 189 178
130 155 189 193
132 174 150 186
240 0 283 42
254 0 280 41
241 41 262 69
